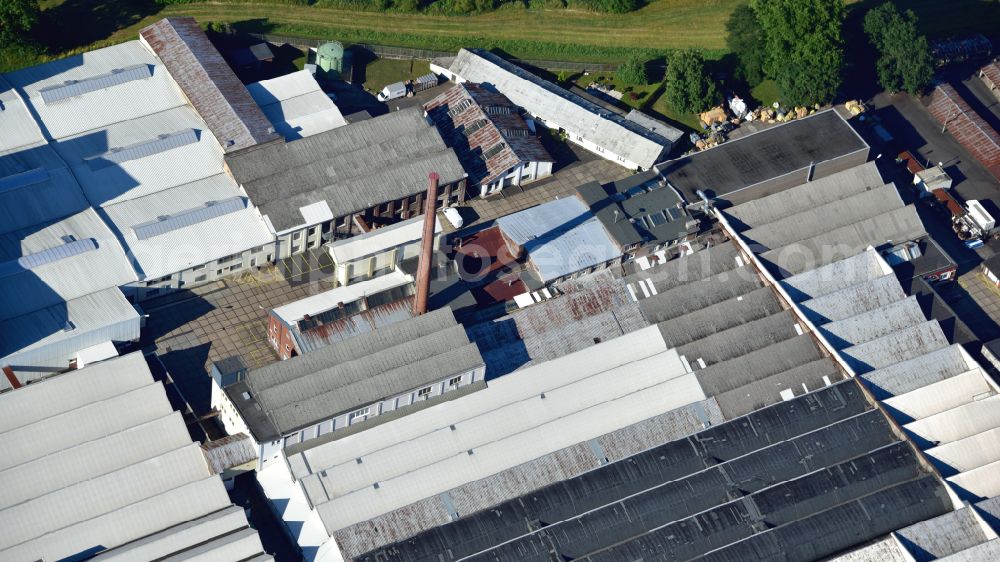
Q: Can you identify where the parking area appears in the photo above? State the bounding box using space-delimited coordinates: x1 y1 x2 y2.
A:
141 248 337 417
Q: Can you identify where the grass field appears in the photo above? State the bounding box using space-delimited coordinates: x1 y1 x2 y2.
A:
361 58 431 92
5 1 998 74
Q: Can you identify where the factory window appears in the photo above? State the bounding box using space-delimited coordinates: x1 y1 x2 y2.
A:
194 274 207 283
293 231 302 240
417 386 432 399
192 264 206 271
448 376 462 387
348 406 371 424
146 288 160 297
217 253 241 264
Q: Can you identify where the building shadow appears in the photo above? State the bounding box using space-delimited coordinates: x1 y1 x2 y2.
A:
36 0 163 53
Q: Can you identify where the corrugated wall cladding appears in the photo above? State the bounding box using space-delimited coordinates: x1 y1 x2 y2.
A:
928 84 1000 181
140 18 281 153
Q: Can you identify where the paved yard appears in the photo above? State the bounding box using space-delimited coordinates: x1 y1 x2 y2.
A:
444 142 630 232
955 269 1000 343
141 249 337 416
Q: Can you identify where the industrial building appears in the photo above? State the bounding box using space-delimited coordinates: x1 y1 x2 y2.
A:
225 107 467 260
433 49 681 170
660 109 870 204
928 83 1000 181
495 196 623 286
576 168 697 257
424 82 554 196
1 23 280 303
267 270 416 358
246 69 348 140
328 215 440 286
215 307 485 470
0 352 272 561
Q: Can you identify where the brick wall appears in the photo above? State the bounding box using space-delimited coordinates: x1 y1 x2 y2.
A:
927 84 1000 181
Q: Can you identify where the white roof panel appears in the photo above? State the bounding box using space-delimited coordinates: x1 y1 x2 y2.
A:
883 369 995 422
0 351 151 431
496 197 621 282
0 287 139 370
925 427 1000 474
0 75 45 153
247 70 346 139
3 41 187 140
903 394 1000 445
328 215 436 263
947 462 1000 504
272 270 413 324
53 105 225 206
0 208 137 321
101 174 274 279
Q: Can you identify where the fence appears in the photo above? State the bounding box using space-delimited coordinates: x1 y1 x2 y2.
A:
238 31 620 72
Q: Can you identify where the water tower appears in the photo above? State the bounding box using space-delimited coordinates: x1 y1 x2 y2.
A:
316 41 346 80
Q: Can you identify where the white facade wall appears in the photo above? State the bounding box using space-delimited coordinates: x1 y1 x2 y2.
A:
481 160 554 197
127 242 277 301
277 365 485 451
215 364 485 471
276 222 327 260
334 236 435 286
4 316 140 373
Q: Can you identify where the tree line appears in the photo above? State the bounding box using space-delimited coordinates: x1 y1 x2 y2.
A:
615 0 937 115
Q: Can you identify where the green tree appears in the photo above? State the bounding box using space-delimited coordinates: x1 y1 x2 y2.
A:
0 0 40 45
664 50 719 114
863 2 934 94
750 0 845 106
725 3 766 86
616 56 649 86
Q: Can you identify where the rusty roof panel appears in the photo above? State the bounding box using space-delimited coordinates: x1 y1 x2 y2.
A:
424 83 553 186
140 18 281 153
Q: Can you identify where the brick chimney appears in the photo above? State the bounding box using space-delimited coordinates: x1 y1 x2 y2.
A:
414 172 440 315
3 365 21 390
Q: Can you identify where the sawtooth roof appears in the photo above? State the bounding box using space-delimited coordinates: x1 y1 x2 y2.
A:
0 352 270 561
424 82 553 186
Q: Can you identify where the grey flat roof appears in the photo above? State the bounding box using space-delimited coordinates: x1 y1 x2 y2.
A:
577 169 691 247
225 107 466 231
660 110 868 203
226 307 485 441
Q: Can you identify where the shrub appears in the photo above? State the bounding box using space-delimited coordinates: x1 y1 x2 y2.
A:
616 56 649 85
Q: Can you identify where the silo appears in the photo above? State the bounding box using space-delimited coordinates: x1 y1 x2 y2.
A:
316 41 345 79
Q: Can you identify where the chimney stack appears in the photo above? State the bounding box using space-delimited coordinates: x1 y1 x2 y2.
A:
3 365 21 390
414 172 439 315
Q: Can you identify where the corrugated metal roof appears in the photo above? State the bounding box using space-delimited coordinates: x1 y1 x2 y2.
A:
723 161 885 230
742 184 902 251
0 208 137 322
761 205 927 277
819 296 927 349
447 49 672 168
101 174 274 279
0 144 90 236
3 41 187 140
226 107 466 231
495 196 622 282
272 270 413 324
139 18 281 152
302 331 699 535
424 82 553 186
53 105 227 206
0 75 45 152
201 433 258 473
798 274 908 324
840 321 948 374
862 345 971 400
246 70 347 140
780 249 887 302
0 352 267 561
228 307 484 440
1 287 139 372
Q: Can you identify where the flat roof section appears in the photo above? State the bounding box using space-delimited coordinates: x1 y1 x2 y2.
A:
660 109 868 203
